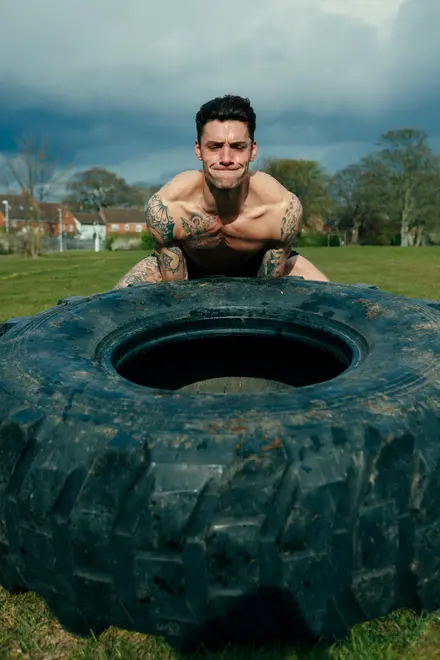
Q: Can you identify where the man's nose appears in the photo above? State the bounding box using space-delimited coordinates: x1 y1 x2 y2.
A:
219 146 234 164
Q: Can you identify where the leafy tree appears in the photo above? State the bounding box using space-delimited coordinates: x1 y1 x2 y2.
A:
371 128 440 246
63 168 142 210
330 157 394 245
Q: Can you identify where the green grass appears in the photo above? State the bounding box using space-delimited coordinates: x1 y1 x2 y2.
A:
0 246 439 323
0 246 440 659
0 587 433 660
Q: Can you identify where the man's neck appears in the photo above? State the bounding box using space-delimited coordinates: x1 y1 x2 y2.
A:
202 175 250 220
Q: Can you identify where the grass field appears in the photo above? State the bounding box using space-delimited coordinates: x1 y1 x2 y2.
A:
1 246 440 660
1 245 439 322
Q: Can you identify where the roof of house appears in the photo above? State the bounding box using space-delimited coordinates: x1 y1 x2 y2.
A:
0 194 68 222
73 212 105 226
101 208 146 224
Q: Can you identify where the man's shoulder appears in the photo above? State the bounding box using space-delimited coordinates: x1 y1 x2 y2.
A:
251 171 299 207
250 172 302 238
152 170 202 205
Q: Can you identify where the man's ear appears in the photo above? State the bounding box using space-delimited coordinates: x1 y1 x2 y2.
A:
250 141 258 162
195 140 202 161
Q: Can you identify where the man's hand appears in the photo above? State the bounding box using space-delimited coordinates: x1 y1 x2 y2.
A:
257 193 303 278
146 193 188 281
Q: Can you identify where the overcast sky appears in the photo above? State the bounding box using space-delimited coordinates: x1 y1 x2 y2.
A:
1 0 439 192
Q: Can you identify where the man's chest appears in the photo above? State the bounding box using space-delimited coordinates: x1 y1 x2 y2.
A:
174 209 278 249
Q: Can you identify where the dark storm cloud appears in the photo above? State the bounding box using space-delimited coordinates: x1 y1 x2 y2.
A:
1 0 440 183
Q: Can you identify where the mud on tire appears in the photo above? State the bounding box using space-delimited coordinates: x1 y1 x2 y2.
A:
0 277 439 652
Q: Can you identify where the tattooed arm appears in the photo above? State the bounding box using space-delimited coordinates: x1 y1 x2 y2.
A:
257 248 286 277
257 193 303 277
146 193 188 281
114 255 162 288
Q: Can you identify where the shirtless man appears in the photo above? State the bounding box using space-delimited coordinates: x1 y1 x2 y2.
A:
115 95 328 288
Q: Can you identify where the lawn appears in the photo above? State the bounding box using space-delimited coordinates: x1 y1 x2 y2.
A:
0 245 440 660
1 246 439 323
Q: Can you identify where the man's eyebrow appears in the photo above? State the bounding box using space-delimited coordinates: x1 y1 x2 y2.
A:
206 140 248 146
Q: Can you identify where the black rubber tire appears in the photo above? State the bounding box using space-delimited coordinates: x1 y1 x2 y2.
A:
0 277 439 653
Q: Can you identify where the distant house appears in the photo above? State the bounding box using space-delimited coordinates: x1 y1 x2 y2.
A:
0 194 76 236
100 208 147 235
73 212 106 241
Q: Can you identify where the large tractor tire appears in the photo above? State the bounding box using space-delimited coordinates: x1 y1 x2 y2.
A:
0 277 439 653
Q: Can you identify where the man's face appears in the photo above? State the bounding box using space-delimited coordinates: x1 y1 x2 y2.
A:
195 120 257 189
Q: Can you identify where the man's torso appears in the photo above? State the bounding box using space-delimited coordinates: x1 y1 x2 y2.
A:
159 170 295 275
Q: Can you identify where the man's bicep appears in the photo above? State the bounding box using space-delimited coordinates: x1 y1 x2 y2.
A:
145 193 188 281
145 192 175 246
258 194 302 278
280 194 303 246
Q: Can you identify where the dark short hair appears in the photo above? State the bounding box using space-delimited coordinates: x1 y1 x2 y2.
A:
195 95 256 142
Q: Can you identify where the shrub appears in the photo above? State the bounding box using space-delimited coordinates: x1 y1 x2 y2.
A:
111 236 142 251
105 234 116 251
140 231 153 250
105 233 145 251
296 232 339 247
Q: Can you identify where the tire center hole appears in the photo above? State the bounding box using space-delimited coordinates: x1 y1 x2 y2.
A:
113 322 354 394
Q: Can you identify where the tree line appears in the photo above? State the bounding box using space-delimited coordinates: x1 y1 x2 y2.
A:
263 128 440 246
2 127 440 247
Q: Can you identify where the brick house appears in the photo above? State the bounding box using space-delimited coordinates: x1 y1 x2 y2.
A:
99 208 147 236
0 194 76 236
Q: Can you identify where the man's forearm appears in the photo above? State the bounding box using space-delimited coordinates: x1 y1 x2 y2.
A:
156 245 188 281
257 248 287 277
114 256 161 288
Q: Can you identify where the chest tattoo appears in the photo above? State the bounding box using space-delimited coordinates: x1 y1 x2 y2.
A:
181 213 220 248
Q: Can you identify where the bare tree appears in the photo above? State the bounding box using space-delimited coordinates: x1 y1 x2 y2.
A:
2 133 72 256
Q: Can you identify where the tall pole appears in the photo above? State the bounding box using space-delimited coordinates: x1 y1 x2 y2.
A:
58 207 63 252
94 221 100 252
2 201 9 233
